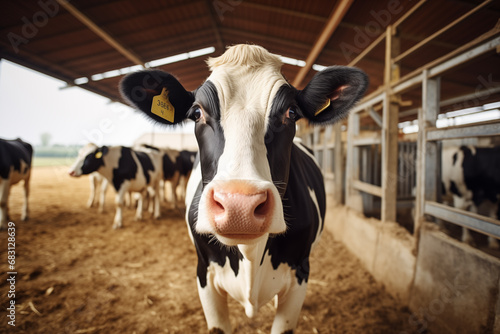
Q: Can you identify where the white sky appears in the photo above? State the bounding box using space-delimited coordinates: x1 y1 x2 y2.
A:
0 59 191 147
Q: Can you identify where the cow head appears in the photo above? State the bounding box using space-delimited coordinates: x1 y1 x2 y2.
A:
120 45 367 246
69 143 108 177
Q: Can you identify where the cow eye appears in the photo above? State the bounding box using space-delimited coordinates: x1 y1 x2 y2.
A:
191 107 204 122
285 108 298 121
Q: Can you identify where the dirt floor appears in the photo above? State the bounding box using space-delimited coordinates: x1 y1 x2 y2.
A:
1 166 420 334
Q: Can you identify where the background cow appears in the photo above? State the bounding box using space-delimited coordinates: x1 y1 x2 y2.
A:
120 44 367 333
140 145 196 207
0 138 33 230
442 145 500 249
69 143 162 228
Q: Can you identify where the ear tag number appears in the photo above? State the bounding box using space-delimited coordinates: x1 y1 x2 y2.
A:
151 87 175 123
315 99 331 116
95 151 103 159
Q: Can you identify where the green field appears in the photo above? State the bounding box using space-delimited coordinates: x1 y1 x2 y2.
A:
33 156 75 167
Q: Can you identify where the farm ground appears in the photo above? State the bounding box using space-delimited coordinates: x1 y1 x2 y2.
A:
1 166 420 333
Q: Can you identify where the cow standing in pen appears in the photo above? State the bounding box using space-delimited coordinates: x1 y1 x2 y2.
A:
69 143 162 228
0 138 33 230
442 145 500 249
121 45 367 333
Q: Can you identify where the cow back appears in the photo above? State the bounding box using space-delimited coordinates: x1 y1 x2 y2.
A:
0 139 33 179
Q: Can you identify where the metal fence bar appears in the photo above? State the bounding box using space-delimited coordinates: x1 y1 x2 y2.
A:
427 123 500 141
425 201 500 239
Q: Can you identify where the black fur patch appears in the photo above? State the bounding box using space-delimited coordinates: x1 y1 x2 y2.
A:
0 138 32 179
192 81 225 187
112 147 138 191
135 151 155 184
179 150 197 176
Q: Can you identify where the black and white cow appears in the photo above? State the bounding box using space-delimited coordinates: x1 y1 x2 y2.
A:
140 145 197 207
69 143 162 228
442 145 500 249
0 138 33 230
120 44 367 333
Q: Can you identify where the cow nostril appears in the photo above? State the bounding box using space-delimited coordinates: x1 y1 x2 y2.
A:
254 202 267 217
211 190 226 216
213 199 225 215
253 198 266 216
253 191 269 219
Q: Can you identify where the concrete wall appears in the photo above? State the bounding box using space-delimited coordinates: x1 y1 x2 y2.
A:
324 198 500 334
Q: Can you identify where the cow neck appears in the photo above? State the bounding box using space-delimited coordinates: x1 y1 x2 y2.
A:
237 238 269 317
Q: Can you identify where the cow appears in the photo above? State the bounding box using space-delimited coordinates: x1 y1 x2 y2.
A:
69 143 162 228
140 144 196 207
442 145 500 249
0 138 33 230
120 44 368 333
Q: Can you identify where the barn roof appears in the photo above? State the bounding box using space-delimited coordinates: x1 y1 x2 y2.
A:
1 0 499 118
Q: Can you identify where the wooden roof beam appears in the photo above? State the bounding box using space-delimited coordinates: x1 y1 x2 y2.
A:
292 0 354 87
205 0 225 52
56 0 145 66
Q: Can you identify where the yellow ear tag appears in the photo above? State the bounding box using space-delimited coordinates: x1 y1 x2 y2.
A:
95 151 103 159
151 87 175 123
315 99 331 116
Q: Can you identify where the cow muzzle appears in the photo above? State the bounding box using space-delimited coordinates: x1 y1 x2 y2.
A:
205 180 275 240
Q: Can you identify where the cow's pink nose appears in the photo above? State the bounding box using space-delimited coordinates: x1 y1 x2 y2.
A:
208 183 273 238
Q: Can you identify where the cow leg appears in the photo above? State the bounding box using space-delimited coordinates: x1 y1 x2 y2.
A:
146 186 155 215
164 180 172 203
135 191 144 221
87 173 97 208
487 236 499 249
151 183 161 219
159 180 165 202
164 180 176 208
197 281 231 334
178 172 191 204
113 187 128 229
487 204 500 249
271 281 308 334
170 172 181 208
462 228 475 246
453 196 476 246
462 204 477 246
0 179 10 230
21 174 30 221
98 178 108 213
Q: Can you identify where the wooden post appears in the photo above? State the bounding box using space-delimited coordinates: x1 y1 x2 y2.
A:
322 126 333 195
346 112 362 211
333 122 344 204
381 26 400 222
381 93 399 222
313 127 321 162
323 126 333 173
414 71 440 246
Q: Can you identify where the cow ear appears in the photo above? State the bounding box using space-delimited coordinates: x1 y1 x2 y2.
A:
120 70 195 125
296 66 368 125
94 146 108 159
